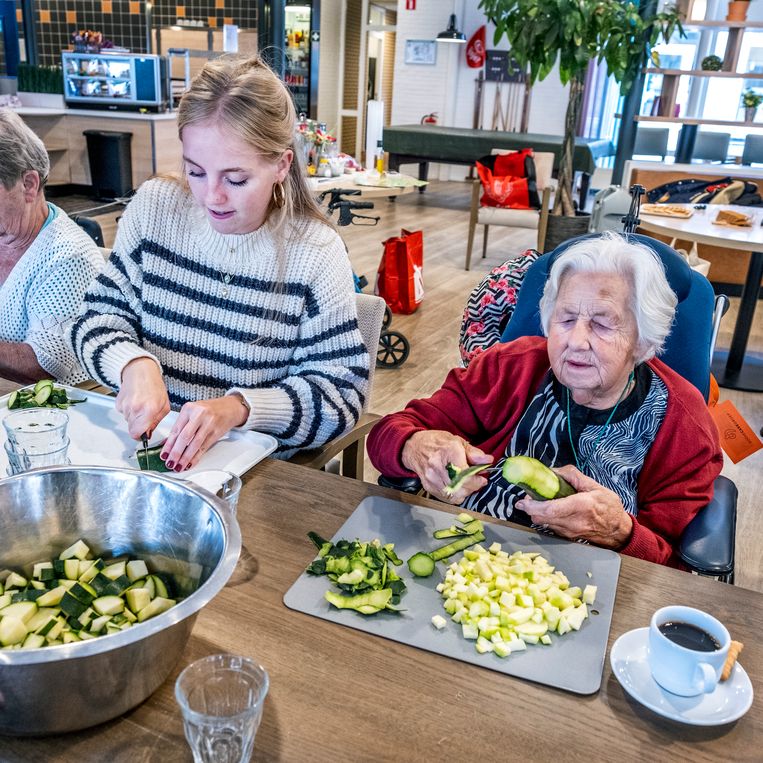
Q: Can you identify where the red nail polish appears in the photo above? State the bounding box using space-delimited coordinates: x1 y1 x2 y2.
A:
166 460 174 469
160 452 168 460
174 464 183 472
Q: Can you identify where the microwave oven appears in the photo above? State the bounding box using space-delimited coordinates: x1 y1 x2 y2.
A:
62 51 167 111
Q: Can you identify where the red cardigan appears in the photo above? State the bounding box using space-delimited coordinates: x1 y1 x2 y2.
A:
368 336 723 567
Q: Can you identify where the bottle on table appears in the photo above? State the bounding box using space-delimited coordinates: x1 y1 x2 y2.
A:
374 140 385 174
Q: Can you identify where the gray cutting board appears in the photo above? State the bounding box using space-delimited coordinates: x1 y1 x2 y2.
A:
284 496 621 694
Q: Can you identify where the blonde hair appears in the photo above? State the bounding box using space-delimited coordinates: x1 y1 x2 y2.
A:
177 55 328 232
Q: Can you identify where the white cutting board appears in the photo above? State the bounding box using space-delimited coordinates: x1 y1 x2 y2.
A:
0 385 277 477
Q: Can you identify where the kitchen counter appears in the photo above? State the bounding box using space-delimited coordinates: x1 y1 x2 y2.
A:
16 107 182 188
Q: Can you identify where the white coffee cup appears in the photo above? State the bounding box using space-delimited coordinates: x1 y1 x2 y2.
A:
648 605 730 697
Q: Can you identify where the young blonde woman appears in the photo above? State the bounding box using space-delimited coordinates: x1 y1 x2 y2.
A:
72 56 369 469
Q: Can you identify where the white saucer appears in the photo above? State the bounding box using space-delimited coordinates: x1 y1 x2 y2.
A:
610 627 753 725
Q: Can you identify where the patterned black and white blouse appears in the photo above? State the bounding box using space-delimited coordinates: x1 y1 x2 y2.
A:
463 364 668 524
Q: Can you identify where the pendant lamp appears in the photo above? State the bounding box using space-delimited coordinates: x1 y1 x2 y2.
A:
436 14 466 43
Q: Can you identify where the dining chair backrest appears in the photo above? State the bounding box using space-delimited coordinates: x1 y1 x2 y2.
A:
692 131 730 163
500 232 716 401
490 148 555 190
354 292 386 410
741 134 763 165
633 127 670 160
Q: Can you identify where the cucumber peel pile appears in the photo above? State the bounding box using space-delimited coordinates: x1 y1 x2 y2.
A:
407 512 485 578
435 543 597 658
306 532 407 615
0 539 182 649
501 456 576 501
7 379 86 410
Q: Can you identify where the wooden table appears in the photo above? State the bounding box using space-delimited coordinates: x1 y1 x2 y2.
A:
383 124 615 206
639 203 763 392
1 457 759 761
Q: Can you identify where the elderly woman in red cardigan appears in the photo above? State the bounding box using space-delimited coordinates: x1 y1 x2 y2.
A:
368 233 722 568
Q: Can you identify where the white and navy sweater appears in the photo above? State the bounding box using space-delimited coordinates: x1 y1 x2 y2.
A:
1 206 104 384
71 178 369 457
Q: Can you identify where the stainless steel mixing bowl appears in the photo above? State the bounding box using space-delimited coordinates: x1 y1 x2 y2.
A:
0 465 241 736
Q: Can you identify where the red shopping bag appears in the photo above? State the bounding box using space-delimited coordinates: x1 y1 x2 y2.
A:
375 229 424 314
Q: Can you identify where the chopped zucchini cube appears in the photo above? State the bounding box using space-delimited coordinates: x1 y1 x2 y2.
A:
92 596 124 617
59 539 90 561
0 617 29 646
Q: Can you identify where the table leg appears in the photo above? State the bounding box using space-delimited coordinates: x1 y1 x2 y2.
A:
674 125 698 164
578 172 591 210
711 249 763 391
418 161 428 193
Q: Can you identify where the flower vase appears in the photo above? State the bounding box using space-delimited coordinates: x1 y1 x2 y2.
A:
745 106 757 123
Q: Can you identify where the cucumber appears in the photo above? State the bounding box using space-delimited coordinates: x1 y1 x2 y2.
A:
501 456 576 501
324 588 392 614
407 553 436 578
6 382 85 410
136 443 171 472
34 387 52 405
430 531 486 562
0 539 188 649
444 463 492 496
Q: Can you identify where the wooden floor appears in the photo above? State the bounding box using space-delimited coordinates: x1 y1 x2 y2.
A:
85 179 763 593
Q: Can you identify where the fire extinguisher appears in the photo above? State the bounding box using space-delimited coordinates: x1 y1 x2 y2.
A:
420 112 438 125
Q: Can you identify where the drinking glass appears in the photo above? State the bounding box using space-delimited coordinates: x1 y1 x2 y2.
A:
3 408 69 452
4 438 71 476
175 654 269 763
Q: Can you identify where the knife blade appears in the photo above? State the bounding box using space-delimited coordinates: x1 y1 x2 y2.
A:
140 433 149 466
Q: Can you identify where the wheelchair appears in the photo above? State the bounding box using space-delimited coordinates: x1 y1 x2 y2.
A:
380 191 736 582
320 188 411 369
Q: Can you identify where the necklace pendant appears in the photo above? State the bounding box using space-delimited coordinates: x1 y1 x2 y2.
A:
221 287 229 298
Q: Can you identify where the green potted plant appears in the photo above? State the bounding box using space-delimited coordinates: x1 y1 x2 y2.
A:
479 0 683 246
742 88 762 122
17 63 65 109
726 0 750 22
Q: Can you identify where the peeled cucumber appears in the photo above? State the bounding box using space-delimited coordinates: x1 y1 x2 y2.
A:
501 456 576 501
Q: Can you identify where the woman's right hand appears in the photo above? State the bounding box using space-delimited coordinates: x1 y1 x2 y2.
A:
116 357 171 440
401 430 493 504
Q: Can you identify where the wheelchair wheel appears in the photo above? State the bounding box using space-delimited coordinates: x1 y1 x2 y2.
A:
377 330 410 368
382 306 392 330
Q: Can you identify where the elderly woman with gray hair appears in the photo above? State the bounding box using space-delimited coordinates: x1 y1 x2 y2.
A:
0 109 103 384
368 233 723 567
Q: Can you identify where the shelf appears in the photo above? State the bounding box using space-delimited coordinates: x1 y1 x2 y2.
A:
645 68 763 78
636 115 763 127
681 19 763 29
66 74 130 81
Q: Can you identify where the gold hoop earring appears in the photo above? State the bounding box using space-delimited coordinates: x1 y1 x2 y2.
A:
272 181 286 209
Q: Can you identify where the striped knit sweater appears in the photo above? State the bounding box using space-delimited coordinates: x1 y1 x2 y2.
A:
1 206 104 384
71 178 369 457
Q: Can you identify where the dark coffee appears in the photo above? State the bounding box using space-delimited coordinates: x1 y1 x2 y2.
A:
658 621 720 652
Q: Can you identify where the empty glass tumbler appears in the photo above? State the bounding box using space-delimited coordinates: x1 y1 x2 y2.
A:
175 654 269 763
3 409 70 475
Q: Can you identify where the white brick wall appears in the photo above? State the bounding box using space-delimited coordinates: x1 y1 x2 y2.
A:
392 0 568 181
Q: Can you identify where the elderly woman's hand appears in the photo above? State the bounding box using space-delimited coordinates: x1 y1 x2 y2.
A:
117 358 171 440
516 465 634 549
401 430 493 504
160 395 249 472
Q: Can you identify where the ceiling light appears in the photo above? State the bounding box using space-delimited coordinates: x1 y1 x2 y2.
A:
436 14 466 44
